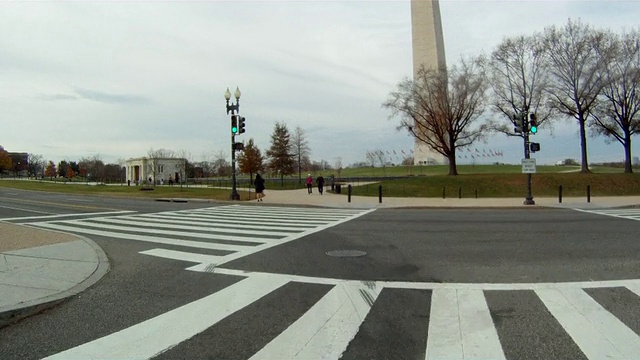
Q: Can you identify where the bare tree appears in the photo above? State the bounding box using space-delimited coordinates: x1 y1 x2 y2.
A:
374 150 388 167
212 150 231 177
591 29 640 173
27 153 45 178
117 158 126 184
384 57 489 175
175 149 191 186
543 19 614 173
79 155 105 182
334 157 343 178
291 126 311 182
151 148 176 158
365 150 377 168
488 34 555 137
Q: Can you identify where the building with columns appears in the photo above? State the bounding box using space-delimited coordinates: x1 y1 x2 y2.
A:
125 157 186 185
411 0 449 165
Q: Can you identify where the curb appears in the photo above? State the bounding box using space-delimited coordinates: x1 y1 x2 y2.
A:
0 236 110 329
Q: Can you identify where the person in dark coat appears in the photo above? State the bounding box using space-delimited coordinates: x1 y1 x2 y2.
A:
316 174 325 195
255 173 266 202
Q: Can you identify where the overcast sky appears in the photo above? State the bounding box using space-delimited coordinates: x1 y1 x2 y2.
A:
2 0 639 167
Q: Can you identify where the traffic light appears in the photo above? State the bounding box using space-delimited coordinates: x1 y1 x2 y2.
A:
233 142 244 151
238 117 246 134
529 113 538 134
231 115 238 134
530 142 540 152
513 113 524 134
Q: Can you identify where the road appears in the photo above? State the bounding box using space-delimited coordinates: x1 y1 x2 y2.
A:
1 187 640 359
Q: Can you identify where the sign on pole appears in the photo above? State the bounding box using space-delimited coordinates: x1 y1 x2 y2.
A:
522 158 536 173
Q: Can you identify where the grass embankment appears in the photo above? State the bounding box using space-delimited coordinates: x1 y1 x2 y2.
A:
1 165 637 199
348 172 640 198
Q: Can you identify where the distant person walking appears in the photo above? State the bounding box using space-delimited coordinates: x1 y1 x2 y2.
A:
255 173 266 202
306 174 313 194
316 174 325 195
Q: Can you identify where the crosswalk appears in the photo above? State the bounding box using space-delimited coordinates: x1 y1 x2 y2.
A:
18 204 640 359
25 205 374 266
575 208 640 221
42 271 640 360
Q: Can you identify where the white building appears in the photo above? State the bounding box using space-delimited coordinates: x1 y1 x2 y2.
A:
125 157 186 185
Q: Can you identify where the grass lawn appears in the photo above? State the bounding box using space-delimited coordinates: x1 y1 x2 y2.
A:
347 172 640 198
2 164 637 199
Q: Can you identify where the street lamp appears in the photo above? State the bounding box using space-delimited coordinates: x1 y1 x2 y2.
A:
225 86 241 200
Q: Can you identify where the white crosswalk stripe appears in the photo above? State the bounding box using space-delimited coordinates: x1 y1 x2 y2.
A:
26 205 374 266
41 274 640 360
575 208 640 221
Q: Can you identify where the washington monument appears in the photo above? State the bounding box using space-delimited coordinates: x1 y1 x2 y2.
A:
411 0 448 165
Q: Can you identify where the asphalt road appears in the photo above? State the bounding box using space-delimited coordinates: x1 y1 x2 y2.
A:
2 188 640 359
227 208 640 283
0 186 215 220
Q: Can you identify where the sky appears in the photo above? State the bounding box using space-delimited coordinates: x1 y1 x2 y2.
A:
1 0 639 168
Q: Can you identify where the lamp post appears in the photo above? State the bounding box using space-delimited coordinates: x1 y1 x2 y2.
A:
225 86 241 200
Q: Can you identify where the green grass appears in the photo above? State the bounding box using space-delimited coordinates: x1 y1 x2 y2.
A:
2 165 638 199
347 172 640 198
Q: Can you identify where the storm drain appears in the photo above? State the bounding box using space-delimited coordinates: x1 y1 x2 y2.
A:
326 250 367 258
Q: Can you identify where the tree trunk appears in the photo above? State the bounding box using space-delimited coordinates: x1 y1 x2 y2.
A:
578 117 590 173
448 152 458 175
624 132 633 173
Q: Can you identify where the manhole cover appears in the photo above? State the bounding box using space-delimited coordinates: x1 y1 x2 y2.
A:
326 250 367 257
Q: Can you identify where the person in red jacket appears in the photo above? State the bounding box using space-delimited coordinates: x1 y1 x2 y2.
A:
306 174 313 194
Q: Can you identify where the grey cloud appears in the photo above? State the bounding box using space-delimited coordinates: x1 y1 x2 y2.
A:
74 88 151 105
38 94 78 101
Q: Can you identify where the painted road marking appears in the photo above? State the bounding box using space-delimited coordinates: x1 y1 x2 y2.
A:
0 210 135 222
42 274 289 360
26 205 374 266
41 272 640 360
537 287 640 359
250 282 381 360
575 208 640 221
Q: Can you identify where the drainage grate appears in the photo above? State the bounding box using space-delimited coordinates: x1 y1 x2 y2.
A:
326 250 367 258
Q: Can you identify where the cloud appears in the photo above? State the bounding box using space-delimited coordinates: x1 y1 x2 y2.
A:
38 94 78 101
1 1 639 167
73 88 151 105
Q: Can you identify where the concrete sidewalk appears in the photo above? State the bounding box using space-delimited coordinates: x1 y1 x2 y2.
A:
0 222 109 328
1 189 638 329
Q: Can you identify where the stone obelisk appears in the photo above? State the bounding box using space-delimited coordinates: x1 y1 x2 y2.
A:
411 0 448 165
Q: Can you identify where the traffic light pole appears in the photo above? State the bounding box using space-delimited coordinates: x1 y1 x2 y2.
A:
225 87 241 201
523 131 535 205
230 130 240 200
522 111 535 205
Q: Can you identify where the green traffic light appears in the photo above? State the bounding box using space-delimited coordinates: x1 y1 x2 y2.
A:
232 126 238 133
531 126 537 134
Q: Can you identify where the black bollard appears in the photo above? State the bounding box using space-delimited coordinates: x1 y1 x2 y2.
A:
475 188 478 199
587 185 591 203
458 187 462 199
348 184 352 203
442 187 446 199
378 184 382 203
559 185 563 203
